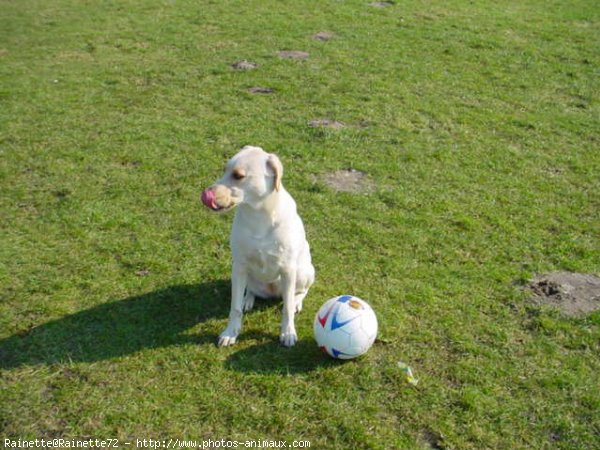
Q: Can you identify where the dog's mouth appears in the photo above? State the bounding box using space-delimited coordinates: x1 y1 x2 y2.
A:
201 188 238 213
201 189 220 210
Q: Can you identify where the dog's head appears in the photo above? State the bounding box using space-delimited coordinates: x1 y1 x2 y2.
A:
201 146 283 212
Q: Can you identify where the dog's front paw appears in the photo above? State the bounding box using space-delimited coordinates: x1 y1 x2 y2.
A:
279 326 297 347
218 325 240 347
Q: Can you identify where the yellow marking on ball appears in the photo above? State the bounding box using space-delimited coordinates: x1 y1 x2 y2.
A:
349 299 363 309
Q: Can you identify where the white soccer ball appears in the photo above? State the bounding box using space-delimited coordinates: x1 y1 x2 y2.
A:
313 295 378 359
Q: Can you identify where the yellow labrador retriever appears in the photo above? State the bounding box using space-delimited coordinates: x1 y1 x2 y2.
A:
201 146 315 347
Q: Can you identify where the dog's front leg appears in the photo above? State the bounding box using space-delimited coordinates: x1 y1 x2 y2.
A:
218 261 247 347
280 267 298 347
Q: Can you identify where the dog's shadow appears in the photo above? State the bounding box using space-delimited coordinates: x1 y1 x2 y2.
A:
0 280 336 374
0 281 230 369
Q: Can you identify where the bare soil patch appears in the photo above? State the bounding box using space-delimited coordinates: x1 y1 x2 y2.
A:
308 119 345 129
323 169 375 193
370 1 394 7
247 87 274 94
528 272 600 316
313 32 335 41
421 429 445 450
135 268 150 277
231 60 258 70
277 51 309 59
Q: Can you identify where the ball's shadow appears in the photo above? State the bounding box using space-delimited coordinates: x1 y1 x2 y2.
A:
225 334 340 374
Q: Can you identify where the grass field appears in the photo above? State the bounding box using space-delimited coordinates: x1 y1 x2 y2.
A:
1 0 599 448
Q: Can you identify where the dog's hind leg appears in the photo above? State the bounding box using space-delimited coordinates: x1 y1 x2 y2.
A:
243 289 255 312
294 290 308 313
294 262 315 313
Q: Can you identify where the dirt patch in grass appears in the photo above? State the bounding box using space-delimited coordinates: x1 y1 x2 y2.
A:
135 268 150 277
323 169 374 193
231 60 258 70
528 272 600 316
308 118 345 129
277 50 309 59
247 87 274 94
120 160 141 168
313 32 334 41
421 429 445 450
370 1 394 8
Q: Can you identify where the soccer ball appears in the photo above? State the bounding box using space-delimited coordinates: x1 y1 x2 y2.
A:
313 295 378 359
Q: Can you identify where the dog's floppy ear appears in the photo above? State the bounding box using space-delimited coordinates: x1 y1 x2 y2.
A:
266 153 283 191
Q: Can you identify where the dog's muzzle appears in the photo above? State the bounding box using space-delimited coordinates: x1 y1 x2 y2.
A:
201 188 220 210
201 185 237 212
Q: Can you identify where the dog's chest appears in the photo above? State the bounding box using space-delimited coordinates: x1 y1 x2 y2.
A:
232 207 296 281
238 235 284 280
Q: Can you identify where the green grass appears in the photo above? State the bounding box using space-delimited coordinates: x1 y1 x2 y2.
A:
1 0 599 448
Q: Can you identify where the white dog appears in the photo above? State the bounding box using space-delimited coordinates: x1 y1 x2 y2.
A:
201 146 315 347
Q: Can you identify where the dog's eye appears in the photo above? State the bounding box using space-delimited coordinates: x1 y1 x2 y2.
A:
232 170 245 180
